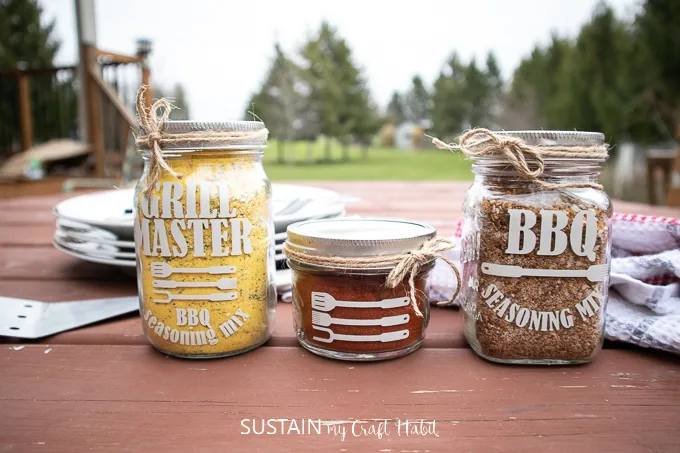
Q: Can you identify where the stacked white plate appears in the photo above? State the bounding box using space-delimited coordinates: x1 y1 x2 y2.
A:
53 184 348 289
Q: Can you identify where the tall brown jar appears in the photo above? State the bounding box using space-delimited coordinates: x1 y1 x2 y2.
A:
460 131 612 365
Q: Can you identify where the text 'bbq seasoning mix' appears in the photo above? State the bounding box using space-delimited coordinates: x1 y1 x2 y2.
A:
284 219 460 361
134 88 276 359
436 129 612 365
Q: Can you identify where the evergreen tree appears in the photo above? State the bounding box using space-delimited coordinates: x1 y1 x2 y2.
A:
245 43 309 161
555 2 636 142
485 52 503 93
506 0 679 143
431 52 504 137
386 91 406 125
635 0 680 140
431 52 468 138
0 0 75 154
246 43 303 140
484 52 504 127
507 35 573 130
464 58 490 128
404 75 431 123
0 0 59 68
300 22 378 150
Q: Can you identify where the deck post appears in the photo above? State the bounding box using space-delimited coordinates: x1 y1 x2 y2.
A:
83 45 105 177
75 0 105 177
136 38 153 107
17 72 33 151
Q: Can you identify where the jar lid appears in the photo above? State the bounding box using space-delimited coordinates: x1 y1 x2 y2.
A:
140 120 267 151
495 130 604 147
286 219 436 259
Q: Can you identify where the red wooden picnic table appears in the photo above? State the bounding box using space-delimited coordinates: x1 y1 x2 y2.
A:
1 182 679 452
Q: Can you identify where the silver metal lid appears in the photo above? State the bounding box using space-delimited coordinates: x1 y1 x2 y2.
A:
140 120 267 151
286 219 436 259
494 130 605 147
163 120 265 134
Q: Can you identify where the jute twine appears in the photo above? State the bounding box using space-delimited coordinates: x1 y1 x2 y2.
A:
429 128 609 190
283 237 461 317
135 85 269 195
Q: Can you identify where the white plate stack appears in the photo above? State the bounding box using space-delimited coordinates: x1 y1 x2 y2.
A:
53 184 348 289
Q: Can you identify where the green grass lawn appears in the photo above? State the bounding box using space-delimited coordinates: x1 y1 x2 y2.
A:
263 140 472 181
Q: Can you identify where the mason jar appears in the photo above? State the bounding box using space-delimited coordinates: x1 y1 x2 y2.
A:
285 219 436 361
460 131 612 365
134 120 276 358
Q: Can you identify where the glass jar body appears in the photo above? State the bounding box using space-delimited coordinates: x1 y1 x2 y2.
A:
461 160 612 364
134 150 276 358
289 260 432 361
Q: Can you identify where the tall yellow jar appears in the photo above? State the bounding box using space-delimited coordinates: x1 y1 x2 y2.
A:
134 120 276 358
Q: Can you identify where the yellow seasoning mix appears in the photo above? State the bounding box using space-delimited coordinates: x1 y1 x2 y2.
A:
134 99 275 358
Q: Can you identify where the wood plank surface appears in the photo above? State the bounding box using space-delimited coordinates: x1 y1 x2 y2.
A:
2 184 680 452
0 225 58 246
0 346 678 453
0 247 135 280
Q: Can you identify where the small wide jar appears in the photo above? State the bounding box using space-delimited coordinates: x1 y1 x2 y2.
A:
134 120 276 359
460 131 612 365
285 219 437 361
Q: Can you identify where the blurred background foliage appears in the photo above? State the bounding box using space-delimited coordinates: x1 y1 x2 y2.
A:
247 1 680 147
1 0 679 194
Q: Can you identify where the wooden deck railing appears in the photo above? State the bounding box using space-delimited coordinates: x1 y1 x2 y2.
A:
0 46 149 180
0 66 78 155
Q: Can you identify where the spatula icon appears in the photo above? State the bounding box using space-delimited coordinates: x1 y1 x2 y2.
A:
481 262 609 282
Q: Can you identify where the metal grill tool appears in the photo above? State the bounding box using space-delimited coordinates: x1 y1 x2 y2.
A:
0 296 138 339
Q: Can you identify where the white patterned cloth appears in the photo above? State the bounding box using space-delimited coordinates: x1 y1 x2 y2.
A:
430 213 680 354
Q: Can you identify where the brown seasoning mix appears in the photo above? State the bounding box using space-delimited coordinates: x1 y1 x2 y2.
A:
465 190 610 361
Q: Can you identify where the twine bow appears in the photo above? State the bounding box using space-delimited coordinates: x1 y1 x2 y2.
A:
136 86 182 195
385 238 461 317
134 85 269 195
283 237 461 317
430 128 609 190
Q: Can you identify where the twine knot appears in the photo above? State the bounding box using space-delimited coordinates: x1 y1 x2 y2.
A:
385 238 460 317
430 128 608 190
477 131 544 179
136 86 182 194
134 85 269 195
146 131 163 142
283 237 461 318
